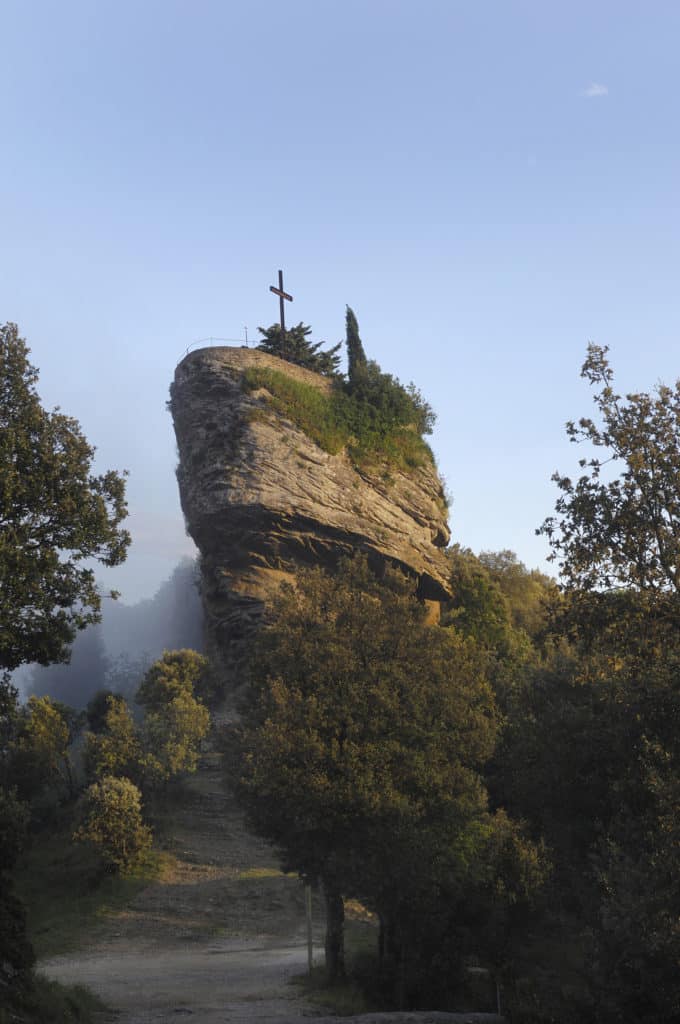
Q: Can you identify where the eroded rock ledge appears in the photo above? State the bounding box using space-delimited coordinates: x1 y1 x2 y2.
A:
170 346 451 690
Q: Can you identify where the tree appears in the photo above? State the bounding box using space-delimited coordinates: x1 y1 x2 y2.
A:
477 550 555 639
11 695 81 802
345 306 367 384
518 345 680 1022
73 775 152 874
144 691 210 784
136 649 208 711
0 323 130 671
84 695 144 784
232 556 503 987
136 651 210 787
444 546 514 652
256 322 342 376
539 343 680 601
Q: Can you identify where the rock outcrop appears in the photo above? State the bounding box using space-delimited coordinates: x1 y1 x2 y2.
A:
170 346 451 690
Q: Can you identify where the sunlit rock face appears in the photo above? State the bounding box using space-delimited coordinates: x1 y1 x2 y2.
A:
170 346 451 691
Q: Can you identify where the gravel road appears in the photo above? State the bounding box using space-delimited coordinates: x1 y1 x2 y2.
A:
38 751 504 1024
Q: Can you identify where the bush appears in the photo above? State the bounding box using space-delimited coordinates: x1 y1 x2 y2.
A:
136 649 208 710
84 695 144 784
242 365 435 473
143 692 210 785
73 776 152 874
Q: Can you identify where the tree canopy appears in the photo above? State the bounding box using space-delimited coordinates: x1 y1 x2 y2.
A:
231 556 543 995
256 322 342 376
540 343 680 599
345 306 367 383
0 323 130 671
493 346 680 1022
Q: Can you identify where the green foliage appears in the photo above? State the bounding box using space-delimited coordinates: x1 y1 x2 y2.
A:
256 322 342 376
0 786 34 995
14 807 162 958
494 346 680 1022
136 648 209 711
540 343 680 599
231 556 543 997
246 308 437 477
1 975 107 1024
0 674 20 785
0 323 130 671
345 306 367 384
0 786 28 872
86 653 211 791
444 546 514 651
133 651 210 786
85 688 117 733
11 696 80 803
73 775 152 874
143 691 210 784
478 549 555 638
84 695 144 784
243 365 435 473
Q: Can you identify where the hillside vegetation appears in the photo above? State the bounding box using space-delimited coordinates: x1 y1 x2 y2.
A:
247 307 437 475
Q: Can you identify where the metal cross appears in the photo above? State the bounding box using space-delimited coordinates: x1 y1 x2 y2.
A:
269 270 293 334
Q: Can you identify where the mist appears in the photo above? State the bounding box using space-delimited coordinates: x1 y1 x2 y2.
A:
20 558 204 708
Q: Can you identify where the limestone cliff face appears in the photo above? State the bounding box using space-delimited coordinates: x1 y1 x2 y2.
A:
170 346 451 690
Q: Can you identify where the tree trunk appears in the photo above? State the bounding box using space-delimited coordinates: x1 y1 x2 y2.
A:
323 883 345 980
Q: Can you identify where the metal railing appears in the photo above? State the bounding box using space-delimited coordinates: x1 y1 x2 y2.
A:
178 335 251 361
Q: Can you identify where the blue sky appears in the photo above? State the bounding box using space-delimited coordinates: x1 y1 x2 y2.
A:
2 1 679 601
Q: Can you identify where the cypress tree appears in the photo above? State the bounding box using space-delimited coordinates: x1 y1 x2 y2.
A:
345 306 367 385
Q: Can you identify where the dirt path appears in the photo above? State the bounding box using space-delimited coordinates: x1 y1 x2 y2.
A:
40 752 318 1022
40 751 504 1023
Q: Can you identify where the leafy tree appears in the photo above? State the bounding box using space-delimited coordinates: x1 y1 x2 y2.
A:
345 358 436 439
0 674 21 786
478 549 555 639
136 649 208 711
540 344 680 597
85 688 118 733
73 775 152 874
143 691 210 784
505 346 680 1022
256 322 342 376
0 323 130 671
11 696 81 802
135 651 210 787
232 556 505 987
86 667 210 791
345 306 367 383
444 546 514 652
84 695 144 784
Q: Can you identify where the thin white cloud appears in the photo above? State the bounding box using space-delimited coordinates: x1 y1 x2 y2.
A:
582 82 609 98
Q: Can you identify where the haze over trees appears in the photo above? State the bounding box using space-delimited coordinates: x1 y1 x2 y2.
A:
0 323 131 1015
3 315 679 1023
22 557 204 708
